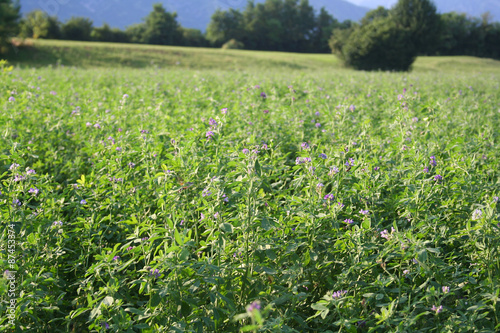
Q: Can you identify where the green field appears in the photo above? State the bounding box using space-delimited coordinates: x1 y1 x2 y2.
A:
1 42 500 332
7 39 500 73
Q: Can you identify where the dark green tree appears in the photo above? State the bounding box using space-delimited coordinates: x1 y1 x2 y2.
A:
142 3 182 45
91 24 129 43
206 8 245 47
340 17 416 71
0 0 20 53
125 24 146 44
392 0 440 55
180 28 208 47
61 17 93 41
311 7 339 53
20 10 61 39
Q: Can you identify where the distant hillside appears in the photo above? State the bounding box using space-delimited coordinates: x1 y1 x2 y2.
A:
19 0 370 31
349 0 500 21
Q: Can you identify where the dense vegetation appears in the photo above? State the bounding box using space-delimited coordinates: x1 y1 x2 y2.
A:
0 56 499 332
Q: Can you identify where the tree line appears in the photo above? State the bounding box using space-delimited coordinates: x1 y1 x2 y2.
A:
1 0 500 70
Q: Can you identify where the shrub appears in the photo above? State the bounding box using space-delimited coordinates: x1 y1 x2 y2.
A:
222 39 244 50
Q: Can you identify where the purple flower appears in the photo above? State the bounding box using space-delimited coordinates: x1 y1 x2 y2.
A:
200 213 205 220
113 256 120 261
332 290 347 299
28 187 39 195
328 166 339 176
50 91 57 95
127 246 134 251
150 269 161 278
242 148 250 154
344 219 353 224
337 202 345 209
222 194 229 202
359 209 369 215
260 92 267 98
295 157 311 165
434 174 443 181
209 118 218 127
80 199 87 205
115 147 122 152
374 166 380 171
472 209 482 221
263 109 269 114
430 156 437 166
324 194 334 201
423 166 429 173
8 96 15 102
315 123 321 128
380 230 390 240
246 301 261 312
9 163 20 170
398 94 404 100
349 105 355 112
123 94 129 99
319 153 327 159
214 212 219 219
301 142 310 149
442 286 450 293
315 111 320 116
261 143 268 150
317 183 324 188
102 322 109 329
221 108 228 114
128 162 135 168
493 196 499 203
13 175 25 182
206 131 215 140
12 198 21 207
431 305 443 314
202 189 212 197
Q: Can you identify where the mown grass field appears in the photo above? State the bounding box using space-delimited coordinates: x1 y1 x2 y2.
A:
1 40 500 332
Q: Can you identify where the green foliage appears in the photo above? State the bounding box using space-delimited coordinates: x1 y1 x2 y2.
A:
206 8 245 47
180 28 208 47
0 0 20 53
141 3 182 46
61 17 93 41
19 10 61 40
341 18 416 71
207 0 347 53
392 0 441 55
91 24 129 43
331 0 439 71
1 61 500 332
437 12 500 59
1 55 500 332
222 39 245 50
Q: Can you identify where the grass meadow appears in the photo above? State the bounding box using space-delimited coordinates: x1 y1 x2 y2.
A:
1 40 500 332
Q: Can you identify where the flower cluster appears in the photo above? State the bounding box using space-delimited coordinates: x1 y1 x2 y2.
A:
332 290 348 299
295 157 311 165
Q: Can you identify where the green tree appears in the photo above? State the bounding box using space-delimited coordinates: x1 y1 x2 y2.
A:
142 3 182 45
311 7 339 53
62 17 93 41
0 0 20 53
126 24 146 44
20 10 61 39
392 0 440 55
340 17 416 71
180 28 208 47
206 8 245 47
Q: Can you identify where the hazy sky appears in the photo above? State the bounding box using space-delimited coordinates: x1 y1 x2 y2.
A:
347 0 397 8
